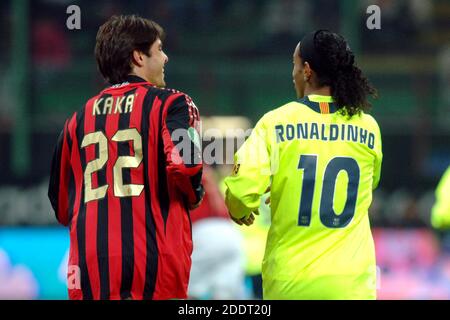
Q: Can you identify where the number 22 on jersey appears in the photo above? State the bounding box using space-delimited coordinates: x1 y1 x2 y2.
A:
81 128 144 203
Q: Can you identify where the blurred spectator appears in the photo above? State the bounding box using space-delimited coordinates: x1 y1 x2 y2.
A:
216 164 270 299
409 0 433 28
381 189 427 227
373 228 450 299
0 72 14 126
0 180 54 225
238 192 271 299
349 187 435 228
0 1 10 66
438 45 450 124
0 249 39 299
311 0 340 31
260 0 312 53
361 0 432 53
368 189 387 227
188 166 247 299
32 16 71 70
417 190 435 227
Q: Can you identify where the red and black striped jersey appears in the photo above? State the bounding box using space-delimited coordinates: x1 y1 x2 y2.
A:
48 75 203 300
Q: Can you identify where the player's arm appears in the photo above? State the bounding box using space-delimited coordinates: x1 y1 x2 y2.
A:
372 122 383 190
48 118 73 226
161 93 204 209
224 117 271 221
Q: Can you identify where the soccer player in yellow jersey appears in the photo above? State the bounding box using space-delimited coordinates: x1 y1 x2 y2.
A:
224 30 382 300
431 166 450 229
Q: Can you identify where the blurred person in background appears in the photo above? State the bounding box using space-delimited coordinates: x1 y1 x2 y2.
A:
30 2 72 71
32 15 71 70
239 192 271 299
48 15 204 300
217 165 271 299
0 249 39 299
360 0 432 53
261 0 312 53
224 30 382 299
431 166 450 229
438 45 450 121
188 165 246 299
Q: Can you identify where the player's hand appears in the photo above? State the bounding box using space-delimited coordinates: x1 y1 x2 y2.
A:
229 212 256 226
228 210 243 225
264 186 271 207
240 213 256 226
230 215 244 226
188 192 204 210
189 197 203 210
188 186 205 210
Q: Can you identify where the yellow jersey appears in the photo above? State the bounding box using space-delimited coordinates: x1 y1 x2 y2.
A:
224 95 382 299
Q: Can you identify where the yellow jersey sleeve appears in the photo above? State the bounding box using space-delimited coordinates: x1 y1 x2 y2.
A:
224 116 272 220
372 119 383 190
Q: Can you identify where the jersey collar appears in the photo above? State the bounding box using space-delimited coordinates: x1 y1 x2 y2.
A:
298 95 337 114
125 75 152 84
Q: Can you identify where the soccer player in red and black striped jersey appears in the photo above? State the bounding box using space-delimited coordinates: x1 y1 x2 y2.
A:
48 15 204 300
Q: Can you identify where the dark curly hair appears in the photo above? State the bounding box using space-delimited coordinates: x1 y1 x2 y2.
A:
95 15 165 84
304 30 378 117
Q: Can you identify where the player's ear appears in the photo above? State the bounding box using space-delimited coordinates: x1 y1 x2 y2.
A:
132 50 144 67
303 62 312 82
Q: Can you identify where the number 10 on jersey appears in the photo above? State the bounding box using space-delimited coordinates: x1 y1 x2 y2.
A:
297 155 360 228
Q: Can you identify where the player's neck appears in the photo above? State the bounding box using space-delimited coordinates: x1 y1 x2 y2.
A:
304 86 331 97
129 70 151 83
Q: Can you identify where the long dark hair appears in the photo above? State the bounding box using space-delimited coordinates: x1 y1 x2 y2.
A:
306 30 378 117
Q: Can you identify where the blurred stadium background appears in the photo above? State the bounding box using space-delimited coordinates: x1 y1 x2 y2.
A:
1 0 450 299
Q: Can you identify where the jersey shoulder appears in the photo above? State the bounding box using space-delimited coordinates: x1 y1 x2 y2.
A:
153 87 198 110
154 86 193 102
260 101 303 124
358 112 381 134
272 100 306 115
